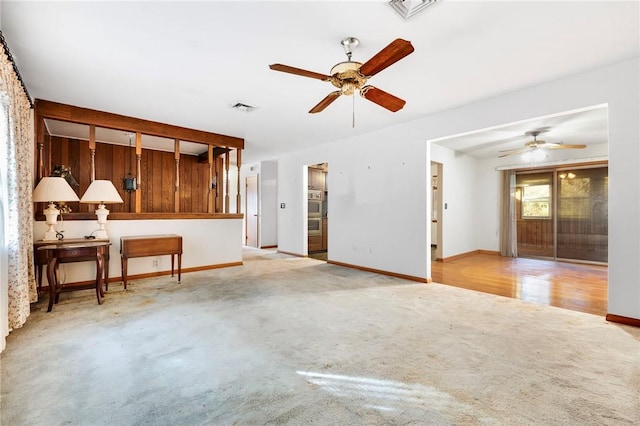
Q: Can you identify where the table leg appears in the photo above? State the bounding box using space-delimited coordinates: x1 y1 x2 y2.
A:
178 253 182 283
104 248 110 292
121 257 128 290
37 264 43 294
95 251 103 305
171 254 175 277
46 257 58 312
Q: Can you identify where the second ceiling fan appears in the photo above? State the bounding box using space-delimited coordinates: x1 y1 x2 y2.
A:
269 37 414 114
498 130 587 158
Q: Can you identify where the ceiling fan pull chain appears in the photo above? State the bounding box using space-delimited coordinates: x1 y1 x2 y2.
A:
352 93 355 128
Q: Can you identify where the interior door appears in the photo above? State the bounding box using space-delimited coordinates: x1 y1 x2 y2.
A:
245 175 258 247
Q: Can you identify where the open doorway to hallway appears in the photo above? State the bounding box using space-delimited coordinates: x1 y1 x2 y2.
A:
307 163 328 261
430 162 443 261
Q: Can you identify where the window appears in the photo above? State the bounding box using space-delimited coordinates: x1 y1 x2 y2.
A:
521 184 551 218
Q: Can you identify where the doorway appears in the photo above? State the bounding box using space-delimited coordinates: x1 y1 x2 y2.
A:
430 162 443 260
245 175 258 248
307 163 328 261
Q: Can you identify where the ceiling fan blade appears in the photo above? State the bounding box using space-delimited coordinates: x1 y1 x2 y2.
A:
361 86 406 112
269 64 331 81
540 143 587 150
498 148 530 158
358 39 414 77
309 91 341 114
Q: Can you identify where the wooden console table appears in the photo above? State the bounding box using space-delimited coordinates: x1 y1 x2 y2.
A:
34 238 110 294
120 234 183 289
37 241 111 312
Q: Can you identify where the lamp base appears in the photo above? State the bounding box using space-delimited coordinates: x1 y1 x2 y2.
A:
92 229 108 239
43 230 59 241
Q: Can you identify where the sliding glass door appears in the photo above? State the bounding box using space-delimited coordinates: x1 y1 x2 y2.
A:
514 165 608 263
516 172 555 258
556 167 608 262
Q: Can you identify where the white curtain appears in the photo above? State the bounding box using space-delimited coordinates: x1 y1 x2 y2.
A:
1 33 36 352
500 169 517 257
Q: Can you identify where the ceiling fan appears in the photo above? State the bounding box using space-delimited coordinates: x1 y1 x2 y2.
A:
498 130 587 158
269 37 414 114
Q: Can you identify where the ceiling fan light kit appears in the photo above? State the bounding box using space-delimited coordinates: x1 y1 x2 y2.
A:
269 37 414 115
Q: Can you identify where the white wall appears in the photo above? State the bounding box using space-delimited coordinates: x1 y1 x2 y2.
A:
259 160 278 248
276 58 639 320
34 218 243 286
278 134 429 280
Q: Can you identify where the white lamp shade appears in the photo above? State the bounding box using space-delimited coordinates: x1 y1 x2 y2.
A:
80 180 124 204
32 177 80 203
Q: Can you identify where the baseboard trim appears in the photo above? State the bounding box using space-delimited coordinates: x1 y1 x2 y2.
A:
606 313 640 328
260 245 277 249
327 260 429 283
441 249 499 262
37 262 243 292
277 250 305 257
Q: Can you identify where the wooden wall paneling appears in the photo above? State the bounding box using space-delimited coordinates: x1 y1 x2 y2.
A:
140 149 151 213
161 151 174 212
151 150 163 212
93 142 110 181
109 144 127 213
180 154 193 213
78 139 90 212
200 162 209 213
65 137 81 213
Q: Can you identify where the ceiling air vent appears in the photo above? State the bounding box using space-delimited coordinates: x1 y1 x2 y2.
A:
388 0 439 20
231 102 256 113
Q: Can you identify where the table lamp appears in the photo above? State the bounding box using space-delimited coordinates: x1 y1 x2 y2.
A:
32 177 81 240
80 180 123 239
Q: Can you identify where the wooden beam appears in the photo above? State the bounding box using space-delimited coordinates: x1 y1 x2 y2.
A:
236 149 242 214
174 139 180 213
225 150 230 213
89 125 96 182
34 99 244 149
135 132 142 213
208 145 213 213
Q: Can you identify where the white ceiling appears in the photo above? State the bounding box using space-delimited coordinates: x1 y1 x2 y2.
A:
2 1 638 164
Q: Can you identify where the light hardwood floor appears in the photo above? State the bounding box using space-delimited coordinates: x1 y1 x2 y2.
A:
431 253 608 316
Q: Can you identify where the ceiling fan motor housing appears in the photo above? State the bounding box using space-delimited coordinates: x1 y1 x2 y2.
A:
330 61 367 95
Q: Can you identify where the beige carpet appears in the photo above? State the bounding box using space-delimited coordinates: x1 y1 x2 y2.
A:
2 247 639 425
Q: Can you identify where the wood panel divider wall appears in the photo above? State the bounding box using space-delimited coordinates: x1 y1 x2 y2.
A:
34 99 244 218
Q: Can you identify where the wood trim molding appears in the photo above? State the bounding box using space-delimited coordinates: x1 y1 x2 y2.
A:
440 249 499 263
38 262 243 291
34 99 244 149
606 313 640 328
327 260 429 283
277 250 305 257
260 245 277 249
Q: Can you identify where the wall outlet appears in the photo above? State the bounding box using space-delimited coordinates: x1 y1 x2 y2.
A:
152 258 159 267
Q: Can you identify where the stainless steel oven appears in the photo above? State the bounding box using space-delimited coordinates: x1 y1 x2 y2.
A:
308 190 322 218
308 218 321 236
